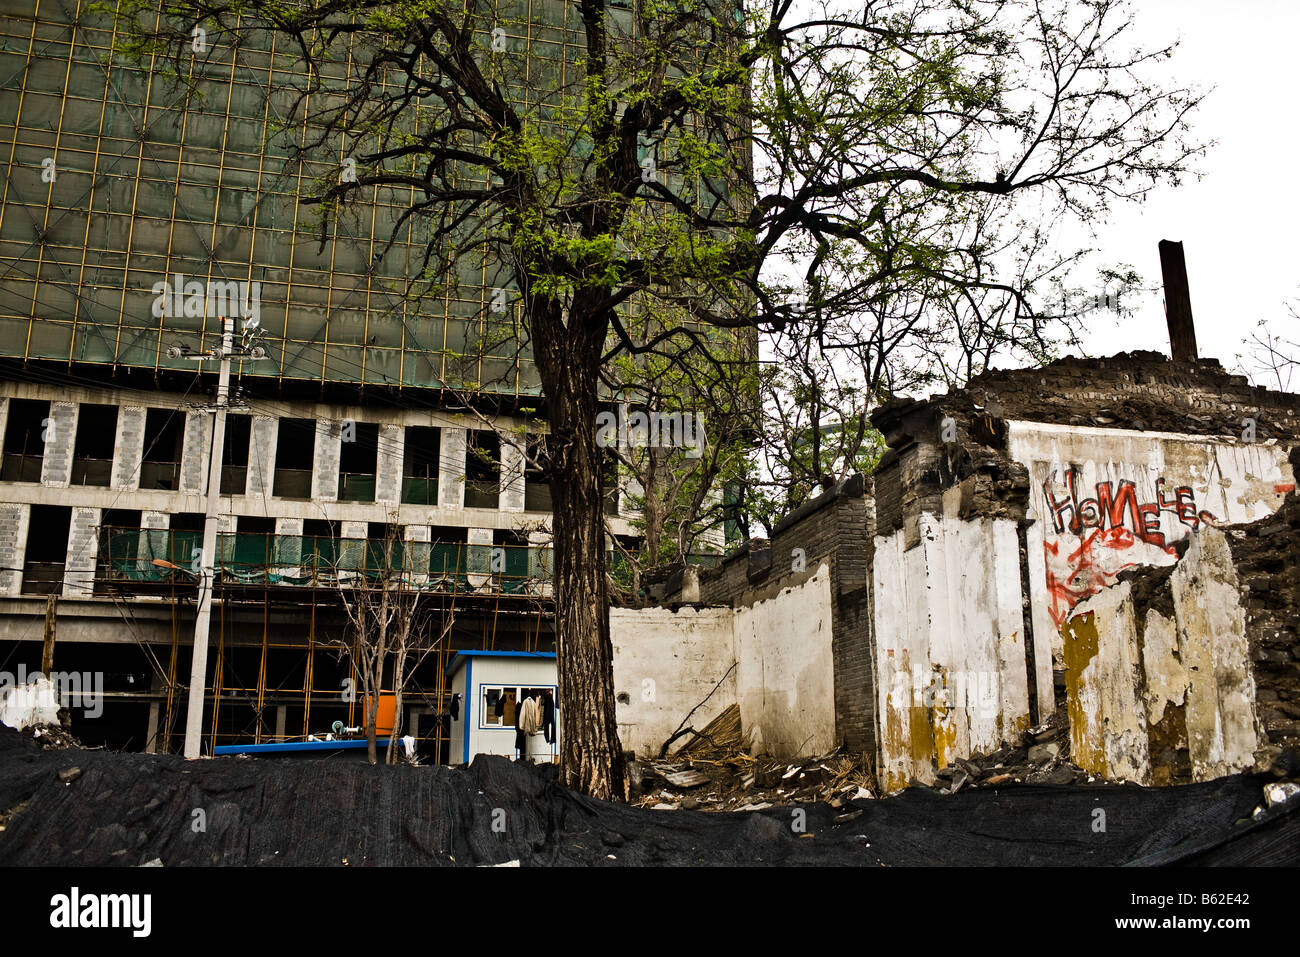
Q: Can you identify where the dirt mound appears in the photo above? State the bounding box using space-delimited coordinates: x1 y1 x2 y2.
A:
1 725 1295 866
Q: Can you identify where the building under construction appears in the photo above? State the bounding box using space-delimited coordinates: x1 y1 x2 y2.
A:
0 0 731 756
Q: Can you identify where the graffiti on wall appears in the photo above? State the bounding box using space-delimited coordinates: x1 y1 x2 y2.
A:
1042 469 1217 627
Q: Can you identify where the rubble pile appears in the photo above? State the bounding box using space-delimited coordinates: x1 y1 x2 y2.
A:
630 703 873 811
632 709 1089 810
631 749 874 813
19 722 83 751
929 711 1089 792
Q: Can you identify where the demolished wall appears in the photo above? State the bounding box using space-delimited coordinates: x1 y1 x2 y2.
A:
618 353 1300 793
611 562 836 760
611 606 736 758
1062 471 1300 785
1230 462 1300 755
658 477 876 758
1008 421 1293 671
868 352 1300 791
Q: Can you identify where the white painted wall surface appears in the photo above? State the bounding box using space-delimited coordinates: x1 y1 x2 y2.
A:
1064 526 1261 784
610 605 736 759
733 563 836 758
872 514 1031 792
609 563 836 761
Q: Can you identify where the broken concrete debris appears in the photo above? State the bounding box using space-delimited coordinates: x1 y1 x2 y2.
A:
1263 782 1299 809
631 748 873 812
26 724 83 750
633 700 1090 812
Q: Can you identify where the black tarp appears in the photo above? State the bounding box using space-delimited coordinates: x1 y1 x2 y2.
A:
0 726 1294 866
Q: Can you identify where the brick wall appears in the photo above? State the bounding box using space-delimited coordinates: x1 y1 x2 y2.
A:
375 423 403 505
313 420 342 501
1228 448 1300 755
245 416 277 498
0 503 28 596
62 506 101 598
180 412 211 493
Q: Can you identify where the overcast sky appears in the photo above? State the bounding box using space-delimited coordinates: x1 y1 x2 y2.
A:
1065 0 1300 378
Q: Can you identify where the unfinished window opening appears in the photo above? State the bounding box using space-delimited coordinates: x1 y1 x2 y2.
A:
494 528 532 590
228 515 276 573
96 508 142 593
401 425 439 505
273 418 315 499
220 413 251 495
301 518 339 573
139 408 185 490
338 421 379 503
164 513 204 574
365 521 404 574
465 430 500 509
523 434 552 512
428 525 467 579
71 403 118 487
22 504 71 595
1 398 50 482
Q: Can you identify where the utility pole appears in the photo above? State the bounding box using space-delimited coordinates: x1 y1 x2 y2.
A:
172 316 265 758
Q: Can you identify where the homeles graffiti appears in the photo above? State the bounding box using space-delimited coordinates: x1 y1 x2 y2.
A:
150 273 261 324
1041 468 1217 627
0 665 104 718
595 405 705 458
1043 471 1215 546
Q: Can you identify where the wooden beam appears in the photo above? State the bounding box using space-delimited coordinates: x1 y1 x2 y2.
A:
1159 239 1199 361
41 594 57 674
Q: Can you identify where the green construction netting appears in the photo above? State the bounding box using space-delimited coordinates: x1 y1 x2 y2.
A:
100 530 551 594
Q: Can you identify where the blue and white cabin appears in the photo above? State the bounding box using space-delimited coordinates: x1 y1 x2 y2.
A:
448 650 559 764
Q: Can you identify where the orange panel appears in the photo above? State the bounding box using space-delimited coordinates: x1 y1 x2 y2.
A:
363 693 397 736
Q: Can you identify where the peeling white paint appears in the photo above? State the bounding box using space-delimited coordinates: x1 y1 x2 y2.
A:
1170 528 1261 780
734 564 836 757
872 514 1030 792
1141 609 1186 727
1066 525 1262 784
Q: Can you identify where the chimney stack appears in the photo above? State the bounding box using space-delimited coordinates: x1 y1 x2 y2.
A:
1158 239 1198 361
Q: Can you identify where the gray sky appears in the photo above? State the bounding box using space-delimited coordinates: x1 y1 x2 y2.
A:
1069 0 1300 375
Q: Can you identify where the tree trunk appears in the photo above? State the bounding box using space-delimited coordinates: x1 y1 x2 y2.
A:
366 691 378 765
534 300 626 800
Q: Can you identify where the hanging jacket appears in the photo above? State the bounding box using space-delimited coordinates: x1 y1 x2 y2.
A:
541 692 556 744
519 696 542 735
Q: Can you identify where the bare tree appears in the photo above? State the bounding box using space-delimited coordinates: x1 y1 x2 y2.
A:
330 519 451 764
1238 298 1300 393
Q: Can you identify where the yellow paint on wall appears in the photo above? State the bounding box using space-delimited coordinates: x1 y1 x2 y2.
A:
1062 611 1104 774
